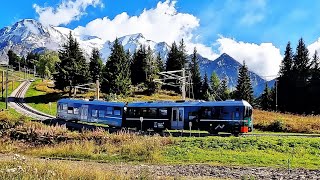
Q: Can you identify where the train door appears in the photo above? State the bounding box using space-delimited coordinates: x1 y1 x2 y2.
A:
171 107 184 129
80 105 89 121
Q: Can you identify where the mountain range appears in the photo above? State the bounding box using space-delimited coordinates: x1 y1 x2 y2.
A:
0 19 275 96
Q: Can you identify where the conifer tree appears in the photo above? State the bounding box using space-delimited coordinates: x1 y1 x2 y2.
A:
260 83 272 110
131 45 147 85
234 61 254 104
101 38 131 95
26 52 39 69
292 38 310 113
309 51 320 113
166 42 181 71
277 42 294 112
210 72 220 100
219 78 230 100
178 39 187 69
54 32 90 96
189 48 202 99
156 52 164 72
201 73 210 100
145 46 160 94
89 48 103 82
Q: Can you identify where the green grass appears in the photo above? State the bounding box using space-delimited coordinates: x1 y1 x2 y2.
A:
24 79 60 116
162 136 320 169
0 81 25 118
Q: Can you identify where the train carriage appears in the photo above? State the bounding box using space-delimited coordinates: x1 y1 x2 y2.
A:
124 101 202 130
197 100 253 134
57 99 125 127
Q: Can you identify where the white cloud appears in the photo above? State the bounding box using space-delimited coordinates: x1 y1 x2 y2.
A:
74 1 199 46
239 0 267 26
33 0 103 26
216 37 282 79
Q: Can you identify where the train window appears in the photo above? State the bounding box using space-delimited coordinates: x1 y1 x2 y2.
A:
92 110 98 117
99 110 105 117
188 112 197 120
67 107 73 114
74 108 79 115
58 104 61 112
235 107 240 118
159 108 168 117
106 107 113 115
62 104 67 110
202 108 212 118
141 108 147 116
114 107 121 116
149 108 157 117
179 110 183 121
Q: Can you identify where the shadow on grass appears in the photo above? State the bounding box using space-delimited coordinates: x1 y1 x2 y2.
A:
24 92 65 104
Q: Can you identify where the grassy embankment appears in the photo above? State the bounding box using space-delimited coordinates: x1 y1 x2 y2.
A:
0 67 30 118
0 116 320 170
25 80 320 134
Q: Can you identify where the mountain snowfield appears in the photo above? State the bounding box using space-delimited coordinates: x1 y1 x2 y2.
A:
0 19 274 96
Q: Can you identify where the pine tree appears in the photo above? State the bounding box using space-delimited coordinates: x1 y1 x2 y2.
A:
26 52 39 69
166 42 181 71
89 48 103 82
145 46 160 94
189 48 202 99
156 52 164 72
201 73 210 100
260 83 272 110
101 38 131 95
54 32 90 96
292 38 310 113
178 39 187 69
219 78 230 101
309 51 320 113
234 61 254 104
277 42 294 112
131 45 147 85
210 72 220 100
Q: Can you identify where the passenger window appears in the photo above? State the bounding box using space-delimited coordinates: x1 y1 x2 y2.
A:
202 108 212 118
114 107 121 116
74 108 79 115
106 107 113 115
235 107 240 118
99 110 105 117
149 108 157 117
188 112 197 120
63 104 67 110
159 108 168 117
92 110 98 117
141 108 147 116
68 107 73 114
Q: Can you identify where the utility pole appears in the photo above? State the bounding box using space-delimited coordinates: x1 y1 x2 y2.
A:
5 65 8 109
2 71 4 101
96 79 100 100
275 78 278 112
182 68 186 100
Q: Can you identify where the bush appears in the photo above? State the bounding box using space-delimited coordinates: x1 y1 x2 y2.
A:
268 120 286 132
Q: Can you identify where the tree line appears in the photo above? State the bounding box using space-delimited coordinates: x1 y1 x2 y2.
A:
7 32 258 110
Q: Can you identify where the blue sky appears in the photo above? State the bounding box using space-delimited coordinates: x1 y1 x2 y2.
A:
1 0 320 77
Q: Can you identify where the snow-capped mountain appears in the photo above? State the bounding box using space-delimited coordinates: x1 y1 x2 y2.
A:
0 19 104 62
0 19 274 96
197 53 275 96
100 33 169 61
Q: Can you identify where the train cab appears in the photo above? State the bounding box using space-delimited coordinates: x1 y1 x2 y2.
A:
197 100 253 134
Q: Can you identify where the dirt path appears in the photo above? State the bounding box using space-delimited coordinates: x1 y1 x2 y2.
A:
0 154 319 179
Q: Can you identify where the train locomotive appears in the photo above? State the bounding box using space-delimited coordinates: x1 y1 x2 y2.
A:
56 99 253 135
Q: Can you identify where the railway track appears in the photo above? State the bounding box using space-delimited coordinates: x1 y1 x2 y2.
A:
9 81 55 120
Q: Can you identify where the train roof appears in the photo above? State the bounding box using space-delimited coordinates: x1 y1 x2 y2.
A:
127 100 252 108
127 101 202 108
200 100 252 107
57 98 126 107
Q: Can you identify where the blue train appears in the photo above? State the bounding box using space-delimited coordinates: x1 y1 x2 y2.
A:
57 99 253 134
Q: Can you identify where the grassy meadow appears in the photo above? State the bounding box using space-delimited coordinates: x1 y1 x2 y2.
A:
0 116 320 170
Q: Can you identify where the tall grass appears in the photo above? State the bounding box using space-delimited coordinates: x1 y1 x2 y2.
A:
253 109 320 133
